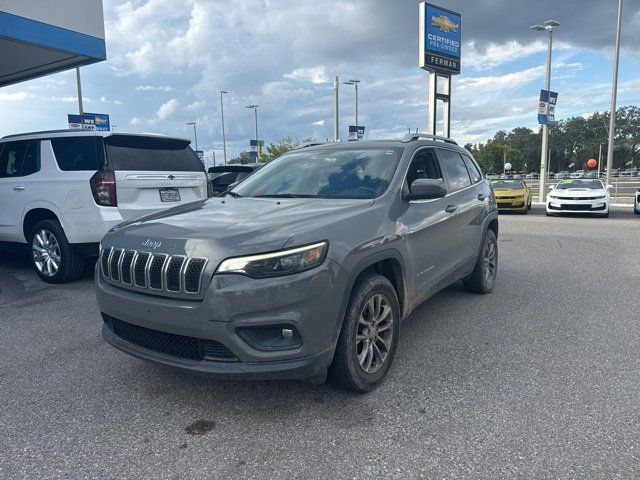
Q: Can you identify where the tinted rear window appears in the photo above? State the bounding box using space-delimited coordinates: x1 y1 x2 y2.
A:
51 137 102 171
105 135 205 172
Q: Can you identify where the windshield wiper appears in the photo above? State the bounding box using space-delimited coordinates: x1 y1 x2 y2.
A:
225 190 241 198
254 194 318 198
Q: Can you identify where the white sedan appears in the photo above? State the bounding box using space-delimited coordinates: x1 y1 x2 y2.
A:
634 189 640 215
546 179 612 217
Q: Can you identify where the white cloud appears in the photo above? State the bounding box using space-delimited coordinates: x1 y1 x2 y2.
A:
465 40 572 70
0 91 32 101
284 66 329 84
135 85 174 92
155 98 180 120
312 120 326 126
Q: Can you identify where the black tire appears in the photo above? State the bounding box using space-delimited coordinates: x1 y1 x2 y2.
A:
546 211 555 217
634 207 640 215
329 274 400 393
527 200 532 210
601 210 610 218
464 229 498 294
29 219 85 284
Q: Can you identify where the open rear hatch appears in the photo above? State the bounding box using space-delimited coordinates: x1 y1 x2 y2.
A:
104 134 207 220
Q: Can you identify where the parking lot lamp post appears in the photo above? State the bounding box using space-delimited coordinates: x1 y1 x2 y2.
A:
333 76 339 141
531 20 559 201
343 79 360 127
605 0 623 187
220 90 228 164
186 122 198 152
245 105 259 159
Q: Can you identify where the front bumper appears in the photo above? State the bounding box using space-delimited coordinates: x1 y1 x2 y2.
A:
95 258 346 380
546 197 609 213
496 198 527 211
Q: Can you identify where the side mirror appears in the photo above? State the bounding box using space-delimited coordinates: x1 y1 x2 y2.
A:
406 178 447 201
606 185 614 191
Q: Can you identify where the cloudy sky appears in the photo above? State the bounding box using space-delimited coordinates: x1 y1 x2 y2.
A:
1 0 639 166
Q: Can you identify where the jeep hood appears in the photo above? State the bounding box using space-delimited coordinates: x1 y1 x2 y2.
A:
102 196 374 263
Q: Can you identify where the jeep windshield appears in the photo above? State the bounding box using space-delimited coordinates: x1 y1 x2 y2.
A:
231 147 402 199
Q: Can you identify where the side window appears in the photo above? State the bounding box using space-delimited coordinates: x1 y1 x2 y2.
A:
21 141 41 176
439 149 472 192
51 137 101 171
0 140 29 178
462 154 482 184
406 149 442 187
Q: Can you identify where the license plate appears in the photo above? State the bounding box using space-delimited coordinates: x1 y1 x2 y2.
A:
159 188 181 202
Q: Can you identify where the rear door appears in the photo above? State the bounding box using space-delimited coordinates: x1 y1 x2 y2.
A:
104 135 207 220
436 148 482 271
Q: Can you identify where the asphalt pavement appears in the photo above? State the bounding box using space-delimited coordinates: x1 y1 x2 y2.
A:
1 206 639 479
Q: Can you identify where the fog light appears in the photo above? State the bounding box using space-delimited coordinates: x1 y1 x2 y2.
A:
237 325 302 351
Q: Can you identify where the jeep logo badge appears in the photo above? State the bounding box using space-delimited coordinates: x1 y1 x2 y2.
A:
141 239 162 250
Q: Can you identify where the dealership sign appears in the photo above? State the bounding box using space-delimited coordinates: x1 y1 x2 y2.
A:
538 90 558 125
68 113 110 131
419 3 461 75
348 126 365 141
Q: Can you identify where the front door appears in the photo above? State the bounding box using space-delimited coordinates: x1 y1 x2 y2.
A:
400 147 456 303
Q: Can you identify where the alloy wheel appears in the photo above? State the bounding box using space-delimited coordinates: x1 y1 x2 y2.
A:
483 239 497 285
32 229 61 277
356 294 394 374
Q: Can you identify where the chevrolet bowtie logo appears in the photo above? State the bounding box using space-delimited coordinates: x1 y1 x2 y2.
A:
167 174 175 180
431 15 458 33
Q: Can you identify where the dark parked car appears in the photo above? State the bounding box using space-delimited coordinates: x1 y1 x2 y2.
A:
96 134 499 392
208 163 261 195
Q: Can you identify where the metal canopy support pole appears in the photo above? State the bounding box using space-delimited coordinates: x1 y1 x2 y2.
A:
76 67 83 115
427 72 451 138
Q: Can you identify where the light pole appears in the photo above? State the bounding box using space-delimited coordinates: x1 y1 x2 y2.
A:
343 79 360 127
75 67 84 115
605 0 623 186
245 105 259 159
186 121 198 151
531 19 560 201
333 76 339 142
219 90 228 164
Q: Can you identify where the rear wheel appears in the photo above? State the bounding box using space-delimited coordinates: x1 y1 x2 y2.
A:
29 219 85 283
634 206 640 215
329 274 400 393
464 229 498 294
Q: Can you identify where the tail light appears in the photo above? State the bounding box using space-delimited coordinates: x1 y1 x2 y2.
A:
90 171 117 206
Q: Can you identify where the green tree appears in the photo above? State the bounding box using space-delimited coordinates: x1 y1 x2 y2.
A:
260 136 318 163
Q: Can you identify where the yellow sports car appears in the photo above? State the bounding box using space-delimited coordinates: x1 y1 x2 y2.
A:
490 180 532 214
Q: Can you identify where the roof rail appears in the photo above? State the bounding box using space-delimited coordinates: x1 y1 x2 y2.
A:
401 133 458 145
293 142 328 150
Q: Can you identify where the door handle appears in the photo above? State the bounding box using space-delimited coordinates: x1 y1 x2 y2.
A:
445 204 458 213
477 193 486 201
13 186 26 191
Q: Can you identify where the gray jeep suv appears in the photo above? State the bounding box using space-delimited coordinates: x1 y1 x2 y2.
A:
96 134 499 392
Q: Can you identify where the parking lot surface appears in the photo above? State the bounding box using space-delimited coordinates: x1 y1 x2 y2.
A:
1 206 639 479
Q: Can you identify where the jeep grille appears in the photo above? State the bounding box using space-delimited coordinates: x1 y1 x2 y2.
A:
100 247 208 296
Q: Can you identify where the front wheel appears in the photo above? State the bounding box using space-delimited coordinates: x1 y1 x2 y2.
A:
329 274 400 393
29 219 85 283
464 229 498 294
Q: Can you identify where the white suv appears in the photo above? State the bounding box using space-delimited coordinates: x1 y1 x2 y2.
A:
0 130 209 283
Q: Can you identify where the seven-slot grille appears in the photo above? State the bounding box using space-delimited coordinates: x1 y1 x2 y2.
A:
101 247 207 295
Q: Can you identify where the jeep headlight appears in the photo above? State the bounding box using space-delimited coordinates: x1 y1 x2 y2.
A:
216 242 328 278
